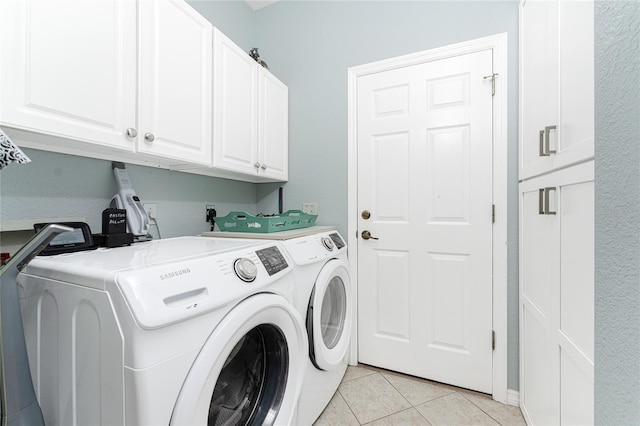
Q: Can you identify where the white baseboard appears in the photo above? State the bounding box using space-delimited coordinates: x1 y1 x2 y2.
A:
506 389 520 406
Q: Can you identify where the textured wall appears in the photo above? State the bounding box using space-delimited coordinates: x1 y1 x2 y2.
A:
594 1 640 423
253 0 521 390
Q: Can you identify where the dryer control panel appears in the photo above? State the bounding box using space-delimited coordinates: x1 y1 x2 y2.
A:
256 246 289 276
281 231 348 266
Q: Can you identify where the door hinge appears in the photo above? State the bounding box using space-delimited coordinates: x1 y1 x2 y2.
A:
483 73 498 96
492 204 496 224
492 330 496 351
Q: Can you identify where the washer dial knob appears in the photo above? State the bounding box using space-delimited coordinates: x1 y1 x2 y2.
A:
321 237 335 251
234 258 258 282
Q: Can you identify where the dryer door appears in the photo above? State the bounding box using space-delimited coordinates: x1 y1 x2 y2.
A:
170 293 307 426
308 258 352 371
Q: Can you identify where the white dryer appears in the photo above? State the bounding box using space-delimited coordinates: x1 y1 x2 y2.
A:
281 231 352 426
17 236 307 425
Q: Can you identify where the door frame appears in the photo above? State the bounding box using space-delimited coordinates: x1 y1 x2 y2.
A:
347 33 509 403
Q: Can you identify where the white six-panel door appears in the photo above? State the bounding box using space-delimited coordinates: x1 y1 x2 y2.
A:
357 49 494 393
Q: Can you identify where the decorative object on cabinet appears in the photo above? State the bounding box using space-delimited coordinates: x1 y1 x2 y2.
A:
249 47 269 69
0 128 30 170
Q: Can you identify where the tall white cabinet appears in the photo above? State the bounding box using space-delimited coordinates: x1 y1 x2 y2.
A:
519 0 594 425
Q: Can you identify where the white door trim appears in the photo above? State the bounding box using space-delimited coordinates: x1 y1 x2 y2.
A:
347 33 509 403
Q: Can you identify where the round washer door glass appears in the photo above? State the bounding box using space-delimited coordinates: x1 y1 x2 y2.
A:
309 259 352 371
321 275 347 349
208 324 288 426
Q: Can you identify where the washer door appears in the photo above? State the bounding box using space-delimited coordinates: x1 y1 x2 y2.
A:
170 293 307 426
307 258 352 371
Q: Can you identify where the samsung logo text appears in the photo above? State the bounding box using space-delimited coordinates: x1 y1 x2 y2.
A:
160 268 191 281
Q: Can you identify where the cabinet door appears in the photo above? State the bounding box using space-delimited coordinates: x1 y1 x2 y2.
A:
258 68 288 181
519 0 559 179
212 29 259 175
520 161 594 426
556 164 594 426
138 0 212 165
520 178 558 426
557 0 594 170
0 0 136 151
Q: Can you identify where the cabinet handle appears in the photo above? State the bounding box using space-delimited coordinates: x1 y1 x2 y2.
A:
254 162 261 169
539 130 549 157
260 164 267 170
538 187 557 215
126 128 137 138
144 133 155 143
544 186 557 215
538 188 545 214
545 125 557 155
539 126 557 157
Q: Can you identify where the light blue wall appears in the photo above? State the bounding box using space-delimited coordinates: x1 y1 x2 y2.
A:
0 148 257 238
594 1 640 423
252 0 521 390
187 0 255 51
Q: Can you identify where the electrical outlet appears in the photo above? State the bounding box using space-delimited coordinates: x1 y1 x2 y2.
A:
206 204 216 222
144 203 157 219
302 203 317 215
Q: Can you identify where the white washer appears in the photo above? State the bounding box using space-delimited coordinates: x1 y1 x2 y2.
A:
17 236 307 426
281 231 352 426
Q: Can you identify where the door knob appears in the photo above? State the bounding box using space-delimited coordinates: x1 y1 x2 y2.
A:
144 132 155 143
361 230 378 240
126 128 137 138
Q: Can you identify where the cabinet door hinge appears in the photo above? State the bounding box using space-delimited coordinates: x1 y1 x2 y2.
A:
492 204 496 224
492 330 496 351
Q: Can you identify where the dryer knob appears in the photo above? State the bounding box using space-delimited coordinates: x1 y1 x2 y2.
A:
321 237 335 251
234 258 258 282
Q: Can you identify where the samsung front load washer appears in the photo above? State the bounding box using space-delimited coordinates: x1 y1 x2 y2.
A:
17 236 307 426
281 231 352 426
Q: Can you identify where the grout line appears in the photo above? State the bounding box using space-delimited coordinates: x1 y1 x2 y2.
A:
457 391 504 425
336 388 364 425
378 372 414 407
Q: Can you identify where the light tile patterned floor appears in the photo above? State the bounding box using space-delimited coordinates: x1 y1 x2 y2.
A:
314 364 526 426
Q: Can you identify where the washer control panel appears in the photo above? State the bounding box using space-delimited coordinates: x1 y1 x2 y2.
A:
256 246 289 276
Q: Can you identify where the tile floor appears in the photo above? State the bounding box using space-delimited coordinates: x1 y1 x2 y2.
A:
313 364 526 426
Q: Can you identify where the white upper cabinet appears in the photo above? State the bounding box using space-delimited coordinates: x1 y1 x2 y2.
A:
213 29 288 182
0 0 288 182
0 0 137 151
138 0 212 165
1 0 212 166
213 30 259 176
258 68 289 181
519 0 594 180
